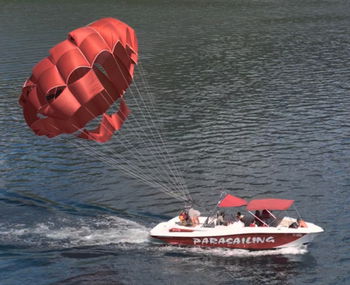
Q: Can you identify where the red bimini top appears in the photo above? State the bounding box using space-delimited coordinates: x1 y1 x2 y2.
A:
246 199 294 211
218 194 247 208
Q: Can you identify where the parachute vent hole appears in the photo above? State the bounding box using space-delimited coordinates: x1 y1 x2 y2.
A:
37 113 48 119
68 67 90 85
93 63 109 78
46 87 65 102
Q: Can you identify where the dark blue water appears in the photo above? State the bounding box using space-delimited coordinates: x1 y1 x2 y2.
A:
1 0 350 284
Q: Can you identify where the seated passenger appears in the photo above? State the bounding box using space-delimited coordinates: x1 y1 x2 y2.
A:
289 218 307 228
297 217 308 228
188 207 201 226
178 210 189 225
254 210 263 226
235 211 244 221
233 212 245 227
216 211 227 226
262 209 272 220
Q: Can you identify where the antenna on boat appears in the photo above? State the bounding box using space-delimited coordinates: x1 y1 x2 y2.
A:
184 198 194 209
218 190 227 204
202 191 227 227
293 204 302 218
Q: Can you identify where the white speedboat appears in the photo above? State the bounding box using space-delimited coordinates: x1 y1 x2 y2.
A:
150 194 324 250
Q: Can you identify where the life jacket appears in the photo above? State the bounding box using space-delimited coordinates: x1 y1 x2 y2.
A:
179 212 186 221
179 211 188 222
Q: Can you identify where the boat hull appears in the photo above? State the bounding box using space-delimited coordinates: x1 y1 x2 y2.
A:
151 232 320 250
150 216 323 250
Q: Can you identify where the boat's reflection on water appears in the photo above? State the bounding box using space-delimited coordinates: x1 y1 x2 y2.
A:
152 244 318 284
212 252 316 283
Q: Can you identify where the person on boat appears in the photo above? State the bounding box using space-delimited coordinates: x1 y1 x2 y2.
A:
235 212 244 221
216 211 227 226
188 207 200 226
178 210 190 226
297 217 308 228
261 209 272 222
254 210 263 226
233 212 245 227
289 218 308 228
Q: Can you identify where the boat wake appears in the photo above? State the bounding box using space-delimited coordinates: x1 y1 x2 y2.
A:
0 215 149 249
150 244 308 257
0 213 308 260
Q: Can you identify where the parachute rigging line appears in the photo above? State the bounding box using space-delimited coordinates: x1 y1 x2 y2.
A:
70 65 191 202
19 18 191 203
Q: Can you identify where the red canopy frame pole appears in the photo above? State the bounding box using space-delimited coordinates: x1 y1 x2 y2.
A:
266 209 276 219
248 211 268 227
202 192 226 226
217 191 227 206
293 204 302 218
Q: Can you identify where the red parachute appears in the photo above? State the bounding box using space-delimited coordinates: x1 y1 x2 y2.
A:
19 18 138 143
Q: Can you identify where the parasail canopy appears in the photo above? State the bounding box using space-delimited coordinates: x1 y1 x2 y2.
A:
17 18 194 204
246 199 294 211
19 17 138 143
218 194 247 207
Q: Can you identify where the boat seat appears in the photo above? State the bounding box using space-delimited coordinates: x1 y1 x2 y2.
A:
278 217 295 227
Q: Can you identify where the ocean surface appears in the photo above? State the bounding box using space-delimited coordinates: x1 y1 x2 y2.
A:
1 0 349 284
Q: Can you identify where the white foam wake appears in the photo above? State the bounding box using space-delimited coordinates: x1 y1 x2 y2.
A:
0 215 150 248
153 244 308 257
